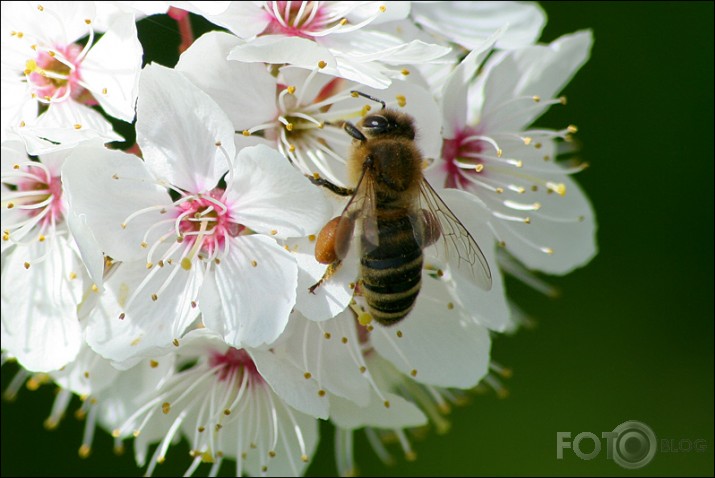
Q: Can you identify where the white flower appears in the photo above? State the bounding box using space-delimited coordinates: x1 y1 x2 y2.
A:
0 140 93 372
111 328 321 477
177 32 443 187
214 1 450 89
1 2 143 154
329 352 430 475
47 341 161 458
62 64 330 365
426 30 597 274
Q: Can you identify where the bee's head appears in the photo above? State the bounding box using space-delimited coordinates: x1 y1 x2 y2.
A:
359 110 416 141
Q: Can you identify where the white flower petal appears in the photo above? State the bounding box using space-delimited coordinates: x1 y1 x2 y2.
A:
481 30 594 131
0 72 32 143
227 144 331 238
176 32 278 130
17 101 123 155
62 144 172 262
93 2 168 32
85 259 202 367
329 32 451 66
278 312 371 407
343 1 410 24
291 236 357 321
81 13 142 122
50 342 122 396
441 28 504 138
3 2 96 45
249 348 329 419
65 207 105 288
328 55 393 89
371 277 492 388
201 234 297 348
411 1 546 50
136 63 235 192
95 353 176 459
198 1 269 39
172 1 231 16
228 35 338 73
230 394 319 477
0 238 83 372
430 188 512 331
491 174 597 274
330 391 427 430
0 140 29 178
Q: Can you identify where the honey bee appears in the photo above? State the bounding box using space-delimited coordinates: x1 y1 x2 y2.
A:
308 92 492 326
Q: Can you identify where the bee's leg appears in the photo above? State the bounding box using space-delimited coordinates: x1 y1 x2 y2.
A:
308 260 342 294
306 173 355 197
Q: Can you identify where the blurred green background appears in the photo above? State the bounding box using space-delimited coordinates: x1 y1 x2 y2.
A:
2 2 713 476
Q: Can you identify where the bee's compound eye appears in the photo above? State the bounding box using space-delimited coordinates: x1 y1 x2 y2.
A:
363 115 389 132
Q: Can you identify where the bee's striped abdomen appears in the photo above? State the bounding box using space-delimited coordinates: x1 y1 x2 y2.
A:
360 215 422 326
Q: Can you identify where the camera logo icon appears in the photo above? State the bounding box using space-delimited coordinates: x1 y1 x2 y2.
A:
603 420 658 469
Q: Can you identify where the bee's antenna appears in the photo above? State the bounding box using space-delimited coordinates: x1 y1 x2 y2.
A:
350 90 386 110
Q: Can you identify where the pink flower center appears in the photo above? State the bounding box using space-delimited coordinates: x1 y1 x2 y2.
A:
210 348 263 384
441 126 487 189
25 43 85 103
14 167 64 228
263 1 329 38
174 189 241 260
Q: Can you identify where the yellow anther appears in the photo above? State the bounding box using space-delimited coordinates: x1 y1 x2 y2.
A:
78 444 91 459
357 312 372 325
546 182 567 196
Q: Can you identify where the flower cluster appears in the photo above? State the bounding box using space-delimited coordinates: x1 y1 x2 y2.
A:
1 2 596 476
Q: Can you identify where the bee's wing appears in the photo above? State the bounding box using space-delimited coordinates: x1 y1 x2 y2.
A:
415 179 493 291
334 165 379 259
